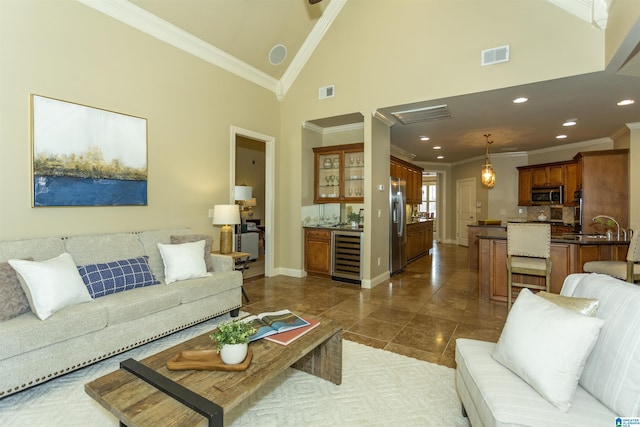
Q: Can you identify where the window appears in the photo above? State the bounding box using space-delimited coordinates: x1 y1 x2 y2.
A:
420 182 436 218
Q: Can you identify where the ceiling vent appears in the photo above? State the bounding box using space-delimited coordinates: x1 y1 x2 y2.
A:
481 45 510 66
390 104 452 125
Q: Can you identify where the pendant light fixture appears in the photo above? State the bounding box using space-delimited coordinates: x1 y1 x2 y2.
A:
481 134 496 188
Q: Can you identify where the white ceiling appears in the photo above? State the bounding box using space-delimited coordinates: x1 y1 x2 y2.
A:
80 0 640 164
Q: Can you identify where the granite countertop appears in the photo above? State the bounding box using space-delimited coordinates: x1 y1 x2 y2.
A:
476 229 630 245
303 224 363 232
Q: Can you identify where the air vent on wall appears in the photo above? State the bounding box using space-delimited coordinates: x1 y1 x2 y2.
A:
319 85 335 99
481 44 510 66
390 104 451 125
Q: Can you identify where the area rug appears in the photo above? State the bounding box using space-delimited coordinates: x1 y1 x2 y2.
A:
0 313 469 427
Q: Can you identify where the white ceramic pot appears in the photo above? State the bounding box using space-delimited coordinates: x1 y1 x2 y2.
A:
351 221 358 228
220 343 248 364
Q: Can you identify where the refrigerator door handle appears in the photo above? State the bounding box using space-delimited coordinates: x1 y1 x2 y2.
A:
392 201 398 224
397 192 404 236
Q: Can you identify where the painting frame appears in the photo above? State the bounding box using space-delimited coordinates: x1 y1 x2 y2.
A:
30 94 148 207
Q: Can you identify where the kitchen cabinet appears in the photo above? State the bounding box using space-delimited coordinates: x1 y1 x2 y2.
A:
313 143 364 203
390 156 423 205
575 149 629 234
304 228 332 276
562 161 580 205
517 159 578 206
517 169 533 206
531 164 563 187
406 221 433 261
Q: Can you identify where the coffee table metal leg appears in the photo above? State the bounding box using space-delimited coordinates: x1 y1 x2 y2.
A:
120 358 224 426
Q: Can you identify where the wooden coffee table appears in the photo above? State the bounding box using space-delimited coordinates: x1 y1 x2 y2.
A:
85 316 342 426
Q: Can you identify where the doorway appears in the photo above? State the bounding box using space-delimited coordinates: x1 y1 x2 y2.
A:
231 126 274 277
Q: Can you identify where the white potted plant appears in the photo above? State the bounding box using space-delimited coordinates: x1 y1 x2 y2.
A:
209 320 256 364
347 211 360 228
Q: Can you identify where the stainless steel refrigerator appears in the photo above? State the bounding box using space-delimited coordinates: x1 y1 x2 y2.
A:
389 177 407 275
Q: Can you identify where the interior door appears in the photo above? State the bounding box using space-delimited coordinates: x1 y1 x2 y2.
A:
457 178 476 247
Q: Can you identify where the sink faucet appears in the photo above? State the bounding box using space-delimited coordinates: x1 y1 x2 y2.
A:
592 215 624 240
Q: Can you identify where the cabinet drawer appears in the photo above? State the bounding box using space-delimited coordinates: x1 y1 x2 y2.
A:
304 228 331 240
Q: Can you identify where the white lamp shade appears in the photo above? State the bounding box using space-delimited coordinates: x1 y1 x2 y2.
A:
234 186 252 201
212 204 241 225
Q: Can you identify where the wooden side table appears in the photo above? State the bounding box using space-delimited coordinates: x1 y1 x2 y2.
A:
212 251 250 303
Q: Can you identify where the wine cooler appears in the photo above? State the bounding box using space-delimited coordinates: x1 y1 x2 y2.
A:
331 231 363 284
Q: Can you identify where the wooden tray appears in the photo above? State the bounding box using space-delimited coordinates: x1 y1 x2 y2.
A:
166 348 252 371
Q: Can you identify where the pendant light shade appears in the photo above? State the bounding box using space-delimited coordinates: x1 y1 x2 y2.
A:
481 134 496 188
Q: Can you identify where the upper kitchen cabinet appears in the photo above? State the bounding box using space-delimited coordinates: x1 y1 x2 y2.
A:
390 156 423 205
313 143 364 203
518 160 575 206
531 164 564 187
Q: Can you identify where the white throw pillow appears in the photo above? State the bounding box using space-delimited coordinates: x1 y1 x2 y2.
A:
492 288 604 412
8 253 93 320
157 240 210 284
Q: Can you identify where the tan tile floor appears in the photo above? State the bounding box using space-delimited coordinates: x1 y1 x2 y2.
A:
242 242 507 368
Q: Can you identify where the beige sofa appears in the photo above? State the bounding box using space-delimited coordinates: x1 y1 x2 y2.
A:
0 228 242 399
455 273 640 426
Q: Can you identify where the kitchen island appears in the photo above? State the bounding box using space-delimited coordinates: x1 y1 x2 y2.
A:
477 229 629 302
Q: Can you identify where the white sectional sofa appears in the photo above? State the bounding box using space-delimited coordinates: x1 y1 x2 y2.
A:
0 228 243 398
455 273 640 426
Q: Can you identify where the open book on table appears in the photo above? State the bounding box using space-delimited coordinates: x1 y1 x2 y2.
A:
242 309 311 342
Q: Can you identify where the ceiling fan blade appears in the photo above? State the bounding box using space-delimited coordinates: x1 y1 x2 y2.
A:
309 0 323 4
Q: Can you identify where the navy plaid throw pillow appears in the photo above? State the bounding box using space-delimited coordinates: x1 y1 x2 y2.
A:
77 256 160 299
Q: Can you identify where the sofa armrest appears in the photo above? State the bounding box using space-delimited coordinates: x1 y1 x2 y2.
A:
210 254 234 272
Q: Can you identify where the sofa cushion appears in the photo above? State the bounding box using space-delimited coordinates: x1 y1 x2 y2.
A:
94 285 181 326
0 237 65 263
158 240 210 284
169 270 242 304
78 256 160 298
492 289 603 412
0 260 31 321
62 232 146 266
0 302 107 361
9 253 94 320
561 273 640 417
536 291 599 316
171 234 214 272
455 338 616 427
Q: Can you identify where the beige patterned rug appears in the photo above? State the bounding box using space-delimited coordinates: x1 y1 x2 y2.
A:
0 313 469 426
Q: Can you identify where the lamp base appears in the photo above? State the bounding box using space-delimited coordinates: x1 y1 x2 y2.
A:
219 225 233 254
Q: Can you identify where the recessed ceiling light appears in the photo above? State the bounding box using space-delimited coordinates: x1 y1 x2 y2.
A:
437 155 444 159
513 97 528 104
433 146 442 150
419 136 430 141
617 99 635 106
562 119 577 127
556 134 567 139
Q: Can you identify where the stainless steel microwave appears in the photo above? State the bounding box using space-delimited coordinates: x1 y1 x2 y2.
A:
531 186 563 205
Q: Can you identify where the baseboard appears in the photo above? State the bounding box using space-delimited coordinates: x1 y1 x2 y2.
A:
361 271 390 289
273 267 306 278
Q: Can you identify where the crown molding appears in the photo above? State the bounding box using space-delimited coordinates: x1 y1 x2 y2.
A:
302 121 363 135
372 110 396 127
78 0 279 93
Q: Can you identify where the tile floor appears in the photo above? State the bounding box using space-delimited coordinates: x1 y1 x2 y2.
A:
242 242 507 368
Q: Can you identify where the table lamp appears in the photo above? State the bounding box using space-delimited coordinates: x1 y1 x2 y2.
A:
212 204 241 254
244 197 257 219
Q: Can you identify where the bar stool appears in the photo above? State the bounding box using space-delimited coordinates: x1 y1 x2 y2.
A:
583 229 640 283
506 223 552 311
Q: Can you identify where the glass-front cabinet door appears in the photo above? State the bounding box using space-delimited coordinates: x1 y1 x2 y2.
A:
313 143 364 203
